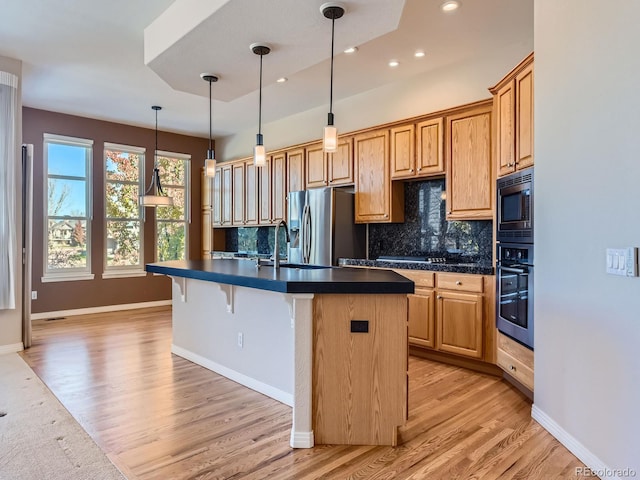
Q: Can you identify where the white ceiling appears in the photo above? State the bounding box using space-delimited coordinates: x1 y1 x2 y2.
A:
0 0 533 139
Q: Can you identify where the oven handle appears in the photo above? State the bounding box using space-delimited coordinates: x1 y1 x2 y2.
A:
499 265 529 275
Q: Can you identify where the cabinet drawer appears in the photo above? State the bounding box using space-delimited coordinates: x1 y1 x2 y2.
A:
497 348 534 390
497 332 533 369
393 269 435 288
436 273 483 293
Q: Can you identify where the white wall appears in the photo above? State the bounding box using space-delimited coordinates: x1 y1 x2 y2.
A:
0 55 22 352
534 0 640 475
217 43 533 161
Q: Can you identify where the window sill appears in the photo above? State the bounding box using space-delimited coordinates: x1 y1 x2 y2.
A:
41 273 95 283
102 270 148 280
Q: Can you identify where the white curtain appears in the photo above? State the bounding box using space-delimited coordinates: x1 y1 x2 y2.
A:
0 71 18 309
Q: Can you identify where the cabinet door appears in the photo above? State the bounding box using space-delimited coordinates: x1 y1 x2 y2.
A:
258 158 272 225
287 148 305 194
271 153 286 223
220 164 232 226
305 143 327 189
446 106 493 220
495 81 516 177
436 291 483 359
201 209 212 258
231 162 245 226
416 117 444 176
390 124 415 179
244 161 259 225
516 62 534 170
354 129 403 223
408 288 435 348
328 137 353 186
201 168 212 208
212 166 222 226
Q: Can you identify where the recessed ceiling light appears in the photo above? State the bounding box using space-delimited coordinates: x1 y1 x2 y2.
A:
441 1 460 12
415 50 425 58
344 46 358 54
389 60 399 68
276 77 288 83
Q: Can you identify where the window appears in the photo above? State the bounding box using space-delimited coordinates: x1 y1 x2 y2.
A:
103 143 145 278
155 151 190 261
43 134 93 282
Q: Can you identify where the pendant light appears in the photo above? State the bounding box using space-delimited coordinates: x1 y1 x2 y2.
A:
140 106 174 207
251 43 271 167
201 73 219 177
321 3 345 153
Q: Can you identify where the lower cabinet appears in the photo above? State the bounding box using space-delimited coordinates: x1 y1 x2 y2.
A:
496 331 534 390
400 270 493 362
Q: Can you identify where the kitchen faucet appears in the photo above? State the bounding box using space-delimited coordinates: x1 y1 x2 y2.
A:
273 220 290 269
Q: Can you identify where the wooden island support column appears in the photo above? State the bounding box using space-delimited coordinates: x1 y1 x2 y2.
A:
146 259 412 448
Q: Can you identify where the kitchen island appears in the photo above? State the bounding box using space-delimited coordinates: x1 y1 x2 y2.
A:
146 259 414 448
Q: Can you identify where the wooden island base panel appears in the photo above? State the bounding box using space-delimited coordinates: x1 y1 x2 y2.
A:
146 259 413 448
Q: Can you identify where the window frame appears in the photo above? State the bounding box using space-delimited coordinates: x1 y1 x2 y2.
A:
102 142 146 279
42 133 94 283
154 150 191 262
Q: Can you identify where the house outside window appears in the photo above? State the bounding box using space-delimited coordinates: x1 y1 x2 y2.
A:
103 143 146 278
155 151 190 261
43 134 94 282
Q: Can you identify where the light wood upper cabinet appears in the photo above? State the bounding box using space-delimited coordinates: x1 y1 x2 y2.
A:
490 53 534 178
244 160 259 226
201 168 212 208
391 119 444 179
390 124 415 179
220 164 232 226
271 153 286 223
354 129 404 223
258 158 272 225
305 143 327 189
416 117 444 176
446 105 493 220
328 137 354 186
231 162 245 226
201 209 212 258
212 166 222 226
287 148 305 194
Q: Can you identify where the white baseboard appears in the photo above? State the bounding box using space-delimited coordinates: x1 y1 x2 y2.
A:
30 300 172 320
290 431 314 449
0 343 24 355
532 404 629 480
171 344 294 407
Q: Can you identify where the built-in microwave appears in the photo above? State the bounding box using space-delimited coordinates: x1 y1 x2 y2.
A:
497 167 533 244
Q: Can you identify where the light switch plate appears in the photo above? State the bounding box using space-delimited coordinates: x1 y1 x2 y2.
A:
606 247 638 277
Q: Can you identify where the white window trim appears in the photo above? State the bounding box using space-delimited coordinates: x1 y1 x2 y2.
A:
155 152 191 261
43 134 93 281
103 143 145 274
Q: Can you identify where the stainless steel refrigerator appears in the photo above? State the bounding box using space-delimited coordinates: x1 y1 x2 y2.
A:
287 188 366 266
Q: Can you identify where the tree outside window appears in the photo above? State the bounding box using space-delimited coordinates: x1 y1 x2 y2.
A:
155 152 190 261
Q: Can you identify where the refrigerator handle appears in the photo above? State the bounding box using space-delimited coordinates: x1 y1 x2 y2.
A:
303 204 312 263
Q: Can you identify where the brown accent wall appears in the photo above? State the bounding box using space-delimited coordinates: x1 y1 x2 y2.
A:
23 107 209 314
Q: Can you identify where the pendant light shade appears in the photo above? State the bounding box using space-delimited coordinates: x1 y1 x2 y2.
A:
251 43 270 167
321 3 345 153
201 73 219 177
140 106 174 207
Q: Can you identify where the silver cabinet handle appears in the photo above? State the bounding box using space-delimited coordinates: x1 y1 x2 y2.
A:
509 365 516 371
410 168 414 173
456 281 462 286
437 295 442 299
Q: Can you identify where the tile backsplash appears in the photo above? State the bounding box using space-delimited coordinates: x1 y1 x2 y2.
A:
368 179 493 264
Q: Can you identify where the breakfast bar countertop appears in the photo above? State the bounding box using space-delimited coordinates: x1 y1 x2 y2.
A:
145 258 415 294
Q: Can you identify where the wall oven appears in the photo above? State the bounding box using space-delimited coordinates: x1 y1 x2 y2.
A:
497 243 534 349
497 167 533 244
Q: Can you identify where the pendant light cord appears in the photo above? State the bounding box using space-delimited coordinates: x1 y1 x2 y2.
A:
258 52 263 136
208 79 213 152
329 15 335 116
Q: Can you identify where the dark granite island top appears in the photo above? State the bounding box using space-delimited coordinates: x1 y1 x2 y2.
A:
145 259 415 294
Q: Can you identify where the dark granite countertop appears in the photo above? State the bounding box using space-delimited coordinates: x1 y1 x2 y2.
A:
146 259 415 294
338 258 494 275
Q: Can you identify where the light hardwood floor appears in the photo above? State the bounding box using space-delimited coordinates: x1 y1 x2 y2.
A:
20 306 587 479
